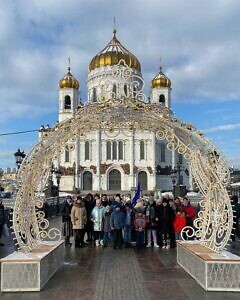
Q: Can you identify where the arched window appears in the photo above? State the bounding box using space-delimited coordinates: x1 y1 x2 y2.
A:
83 171 92 191
107 141 111 160
112 141 117 160
124 84 128 96
85 141 90 160
118 141 123 160
160 143 166 162
112 84 117 95
92 88 97 102
140 141 145 160
65 145 70 162
159 94 165 105
64 95 71 109
138 171 148 190
109 169 121 190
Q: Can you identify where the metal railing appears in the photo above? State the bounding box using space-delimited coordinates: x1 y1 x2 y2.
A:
1 196 69 221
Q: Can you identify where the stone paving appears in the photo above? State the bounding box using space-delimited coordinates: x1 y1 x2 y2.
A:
1 218 240 299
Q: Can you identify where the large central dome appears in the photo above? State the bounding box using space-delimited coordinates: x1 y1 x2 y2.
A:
89 30 141 72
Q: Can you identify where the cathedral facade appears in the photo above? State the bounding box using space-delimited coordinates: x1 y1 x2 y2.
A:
55 30 190 194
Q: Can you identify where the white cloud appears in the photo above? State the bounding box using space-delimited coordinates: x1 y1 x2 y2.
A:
0 0 240 121
0 0 240 168
204 123 240 133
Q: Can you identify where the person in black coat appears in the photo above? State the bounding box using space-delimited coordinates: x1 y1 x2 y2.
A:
62 197 73 246
84 193 95 242
156 198 175 249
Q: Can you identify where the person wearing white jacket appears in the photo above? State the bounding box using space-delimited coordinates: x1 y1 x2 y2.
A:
91 199 104 246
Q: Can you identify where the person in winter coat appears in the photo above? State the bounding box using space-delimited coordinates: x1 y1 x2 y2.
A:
71 198 87 248
156 198 175 249
84 193 95 242
111 194 122 212
182 198 196 227
173 211 186 240
62 197 73 246
102 206 112 247
124 202 133 247
91 199 105 246
134 212 147 248
110 205 125 249
146 199 159 247
101 194 111 207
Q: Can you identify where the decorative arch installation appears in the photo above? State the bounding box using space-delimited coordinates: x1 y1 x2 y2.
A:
14 60 232 253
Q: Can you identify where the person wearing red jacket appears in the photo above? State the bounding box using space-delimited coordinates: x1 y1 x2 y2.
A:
182 198 196 227
173 211 186 240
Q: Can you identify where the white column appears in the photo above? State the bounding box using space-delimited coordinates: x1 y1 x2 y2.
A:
78 138 83 189
152 132 156 190
75 137 80 190
130 131 135 188
96 130 101 191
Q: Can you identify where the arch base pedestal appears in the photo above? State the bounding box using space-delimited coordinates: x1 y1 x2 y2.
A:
177 241 240 291
1 240 64 292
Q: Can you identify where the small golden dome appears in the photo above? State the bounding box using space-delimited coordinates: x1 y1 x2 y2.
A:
89 30 141 72
59 67 79 89
151 66 171 89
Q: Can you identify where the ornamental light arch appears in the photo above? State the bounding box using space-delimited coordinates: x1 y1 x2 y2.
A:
14 60 232 253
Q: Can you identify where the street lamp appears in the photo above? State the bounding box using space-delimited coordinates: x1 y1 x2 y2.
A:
54 168 62 215
170 173 177 198
14 149 26 170
73 161 76 193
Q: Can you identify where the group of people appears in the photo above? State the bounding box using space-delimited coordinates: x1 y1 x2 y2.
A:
61 193 197 249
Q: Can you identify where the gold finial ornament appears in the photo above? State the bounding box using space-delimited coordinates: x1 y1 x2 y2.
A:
89 28 141 72
113 16 117 35
59 59 79 89
151 60 171 89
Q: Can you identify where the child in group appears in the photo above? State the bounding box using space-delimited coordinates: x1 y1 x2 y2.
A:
102 206 112 247
173 210 186 240
134 212 147 248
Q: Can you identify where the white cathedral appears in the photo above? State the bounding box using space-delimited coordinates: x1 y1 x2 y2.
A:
52 29 190 194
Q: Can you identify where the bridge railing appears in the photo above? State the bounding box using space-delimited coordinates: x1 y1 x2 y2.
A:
1 196 70 224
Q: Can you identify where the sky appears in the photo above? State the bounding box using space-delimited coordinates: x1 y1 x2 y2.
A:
0 0 240 169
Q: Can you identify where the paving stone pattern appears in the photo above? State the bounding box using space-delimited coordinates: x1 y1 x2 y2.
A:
1 217 240 300
94 249 149 300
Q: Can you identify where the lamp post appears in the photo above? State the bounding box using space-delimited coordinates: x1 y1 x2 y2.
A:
170 174 177 198
73 161 76 193
54 168 62 215
171 162 183 198
14 149 26 170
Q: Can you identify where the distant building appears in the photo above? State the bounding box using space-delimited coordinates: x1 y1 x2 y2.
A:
40 29 191 194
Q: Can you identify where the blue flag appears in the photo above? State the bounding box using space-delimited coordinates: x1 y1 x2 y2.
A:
131 183 141 208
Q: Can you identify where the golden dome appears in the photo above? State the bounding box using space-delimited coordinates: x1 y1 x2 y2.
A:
89 30 141 72
151 66 171 89
59 67 79 89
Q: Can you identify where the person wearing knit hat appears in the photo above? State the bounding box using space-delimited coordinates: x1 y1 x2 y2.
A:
102 206 112 247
